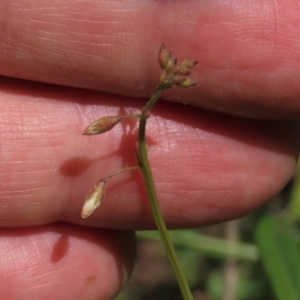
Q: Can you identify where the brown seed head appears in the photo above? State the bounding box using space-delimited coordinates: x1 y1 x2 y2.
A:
81 180 106 218
177 78 198 88
157 43 169 69
180 59 198 70
174 67 191 76
165 53 176 73
83 116 121 135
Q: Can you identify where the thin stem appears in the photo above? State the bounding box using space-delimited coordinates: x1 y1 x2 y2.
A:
144 72 176 111
144 85 163 111
103 166 141 181
119 114 142 120
138 88 194 300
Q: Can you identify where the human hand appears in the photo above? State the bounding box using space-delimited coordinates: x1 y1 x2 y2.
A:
0 1 299 299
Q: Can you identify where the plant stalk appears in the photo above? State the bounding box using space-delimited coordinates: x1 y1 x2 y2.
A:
138 86 194 300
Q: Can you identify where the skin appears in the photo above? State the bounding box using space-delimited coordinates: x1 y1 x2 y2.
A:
0 0 299 299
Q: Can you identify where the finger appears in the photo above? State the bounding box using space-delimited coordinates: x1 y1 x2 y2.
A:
0 78 298 228
1 0 300 118
0 223 135 300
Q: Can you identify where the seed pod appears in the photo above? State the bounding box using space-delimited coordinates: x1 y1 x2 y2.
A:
83 116 121 135
160 70 170 85
172 75 184 86
174 67 191 76
178 78 198 88
157 43 169 69
81 180 106 218
179 59 198 70
165 54 176 73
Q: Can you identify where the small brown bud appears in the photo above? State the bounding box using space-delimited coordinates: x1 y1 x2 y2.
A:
172 75 184 85
81 180 106 218
174 67 191 76
160 70 170 85
177 78 198 88
180 59 198 70
165 54 176 73
157 43 169 69
83 116 121 135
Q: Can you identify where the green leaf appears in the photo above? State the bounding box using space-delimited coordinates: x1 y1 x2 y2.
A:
137 230 259 261
289 166 300 221
255 215 300 300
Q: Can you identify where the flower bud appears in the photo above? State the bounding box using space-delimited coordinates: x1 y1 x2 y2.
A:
165 54 176 73
157 43 169 69
81 180 106 218
83 116 121 135
179 59 198 70
177 78 198 88
160 70 169 85
172 75 184 86
174 67 191 76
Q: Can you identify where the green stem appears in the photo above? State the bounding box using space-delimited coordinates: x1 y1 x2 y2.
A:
138 87 194 300
103 166 140 181
144 85 163 111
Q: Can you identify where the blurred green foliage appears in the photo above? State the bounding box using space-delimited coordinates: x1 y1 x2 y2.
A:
116 164 300 300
